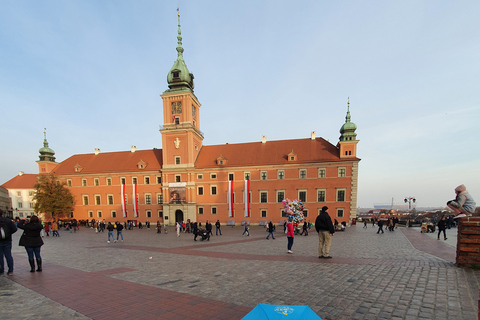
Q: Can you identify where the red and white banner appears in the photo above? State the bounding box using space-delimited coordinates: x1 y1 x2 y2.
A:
228 180 234 217
133 184 139 218
244 179 250 217
121 184 127 218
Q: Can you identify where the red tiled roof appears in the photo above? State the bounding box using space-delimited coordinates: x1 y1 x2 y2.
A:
52 149 163 175
1 174 38 189
195 137 357 168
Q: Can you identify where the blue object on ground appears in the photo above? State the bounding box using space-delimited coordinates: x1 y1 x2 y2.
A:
242 304 321 319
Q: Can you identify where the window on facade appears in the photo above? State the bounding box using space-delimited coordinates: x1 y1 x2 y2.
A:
82 179 87 186
112 211 116 218
95 195 101 205
229 173 234 181
198 187 204 195
337 209 344 218
145 194 151 205
175 157 181 165
211 207 217 215
299 191 307 202
277 191 285 203
67 179 72 187
244 173 250 180
30 203 34 208
97 211 102 218
199 207 204 215
174 117 180 125
211 173 217 179
17 191 21 197
94 178 99 186
158 210 163 218
157 194 163 204
261 171 267 180
338 168 346 177
260 191 268 203
83 196 89 205
124 194 128 204
18 202 23 208
121 178 126 185
303 210 308 217
108 195 114 205
281 210 288 217
261 210 267 218
157 176 162 184
145 177 150 185
197 174 203 180
317 190 326 202
318 168 326 178
277 171 284 180
299 169 307 179
107 178 112 186
28 191 33 197
337 189 346 202
146 210 152 218
88 211 93 218
175 176 181 182
133 178 137 185
211 186 217 195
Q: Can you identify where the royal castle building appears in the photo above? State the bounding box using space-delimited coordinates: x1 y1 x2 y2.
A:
2 13 360 226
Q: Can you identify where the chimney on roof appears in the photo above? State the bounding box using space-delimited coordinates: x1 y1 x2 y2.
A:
131 146 137 153
311 131 316 140
19 171 24 176
94 148 101 155
262 135 267 144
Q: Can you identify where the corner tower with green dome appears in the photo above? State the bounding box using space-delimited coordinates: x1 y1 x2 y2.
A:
37 129 58 174
338 99 359 159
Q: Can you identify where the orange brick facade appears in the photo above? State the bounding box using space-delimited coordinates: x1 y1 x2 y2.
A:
456 217 480 268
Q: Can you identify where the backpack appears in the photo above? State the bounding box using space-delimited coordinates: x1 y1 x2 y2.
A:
0 219 11 240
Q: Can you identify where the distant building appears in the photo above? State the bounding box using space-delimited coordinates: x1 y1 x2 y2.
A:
1 13 361 225
1 172 37 218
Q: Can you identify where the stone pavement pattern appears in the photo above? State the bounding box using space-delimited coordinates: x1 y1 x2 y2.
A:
0 224 478 320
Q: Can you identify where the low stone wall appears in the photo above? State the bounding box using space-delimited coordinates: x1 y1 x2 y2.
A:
456 217 480 268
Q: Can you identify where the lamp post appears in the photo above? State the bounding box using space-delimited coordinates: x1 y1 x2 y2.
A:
404 197 416 211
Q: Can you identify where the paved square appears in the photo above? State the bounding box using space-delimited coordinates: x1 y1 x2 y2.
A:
1 224 478 319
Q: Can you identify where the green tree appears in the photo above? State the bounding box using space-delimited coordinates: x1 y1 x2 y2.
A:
33 173 74 220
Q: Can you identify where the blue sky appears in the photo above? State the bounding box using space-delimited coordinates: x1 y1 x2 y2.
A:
1 1 479 208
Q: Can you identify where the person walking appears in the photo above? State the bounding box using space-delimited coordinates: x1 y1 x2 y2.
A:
156 221 162 234
299 221 308 236
315 206 335 259
51 221 59 237
106 222 116 243
363 219 368 228
437 216 447 240
376 219 384 234
176 222 181 237
0 209 17 276
286 216 294 253
215 220 222 236
266 220 275 239
242 224 250 236
116 222 124 242
18 216 44 272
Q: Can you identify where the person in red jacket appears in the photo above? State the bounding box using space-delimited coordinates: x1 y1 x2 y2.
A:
286 216 295 254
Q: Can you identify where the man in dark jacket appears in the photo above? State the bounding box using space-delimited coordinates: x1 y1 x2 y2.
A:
315 206 335 259
0 209 17 275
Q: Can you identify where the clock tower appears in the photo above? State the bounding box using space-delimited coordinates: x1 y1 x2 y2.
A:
160 9 203 224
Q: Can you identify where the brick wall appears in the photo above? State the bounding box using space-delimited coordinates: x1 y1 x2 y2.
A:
456 217 480 267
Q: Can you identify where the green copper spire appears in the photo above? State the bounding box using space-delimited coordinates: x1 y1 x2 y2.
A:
165 7 195 93
339 98 357 141
38 128 56 162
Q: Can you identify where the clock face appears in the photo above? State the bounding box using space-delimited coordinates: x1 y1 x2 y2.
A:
171 102 182 114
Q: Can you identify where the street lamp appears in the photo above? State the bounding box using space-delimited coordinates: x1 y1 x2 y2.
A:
404 197 416 211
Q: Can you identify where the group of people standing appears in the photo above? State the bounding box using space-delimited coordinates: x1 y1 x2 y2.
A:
0 210 45 275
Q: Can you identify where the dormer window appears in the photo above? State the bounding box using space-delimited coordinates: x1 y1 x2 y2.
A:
173 71 179 78
74 164 84 172
287 151 297 162
137 160 147 170
216 156 227 166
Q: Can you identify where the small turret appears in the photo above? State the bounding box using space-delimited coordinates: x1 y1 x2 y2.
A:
38 129 56 162
338 99 359 158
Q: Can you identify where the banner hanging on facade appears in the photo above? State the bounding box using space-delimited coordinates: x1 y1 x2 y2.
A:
168 182 186 204
244 179 250 217
133 184 139 218
228 180 234 217
121 184 126 218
